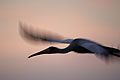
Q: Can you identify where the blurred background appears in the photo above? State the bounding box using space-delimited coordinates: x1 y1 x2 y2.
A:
0 0 120 80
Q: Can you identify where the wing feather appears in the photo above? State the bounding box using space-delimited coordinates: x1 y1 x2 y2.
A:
77 39 109 55
19 22 73 44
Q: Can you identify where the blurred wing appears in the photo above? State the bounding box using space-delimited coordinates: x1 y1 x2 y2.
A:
77 39 120 63
19 22 72 44
78 40 109 56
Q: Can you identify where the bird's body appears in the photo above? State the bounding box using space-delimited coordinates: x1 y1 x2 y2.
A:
19 23 120 60
28 38 120 58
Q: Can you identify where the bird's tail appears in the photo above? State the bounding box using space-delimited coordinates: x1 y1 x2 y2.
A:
19 22 73 44
97 46 120 63
103 46 120 57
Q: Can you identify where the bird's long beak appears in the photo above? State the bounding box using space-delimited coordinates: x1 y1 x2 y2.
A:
28 49 49 58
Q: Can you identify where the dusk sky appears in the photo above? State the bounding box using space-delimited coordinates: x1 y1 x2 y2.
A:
0 0 120 80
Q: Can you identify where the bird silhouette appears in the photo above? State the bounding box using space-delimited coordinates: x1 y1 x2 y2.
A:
19 23 120 61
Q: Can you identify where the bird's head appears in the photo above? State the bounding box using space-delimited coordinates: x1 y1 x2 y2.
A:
28 46 59 58
45 46 59 53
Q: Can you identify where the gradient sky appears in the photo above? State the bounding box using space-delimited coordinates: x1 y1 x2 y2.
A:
0 0 120 80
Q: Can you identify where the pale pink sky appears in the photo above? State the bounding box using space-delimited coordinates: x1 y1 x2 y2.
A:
0 0 120 80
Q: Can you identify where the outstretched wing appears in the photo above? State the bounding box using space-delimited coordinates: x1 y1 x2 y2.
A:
77 39 109 56
77 39 120 62
19 22 73 44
